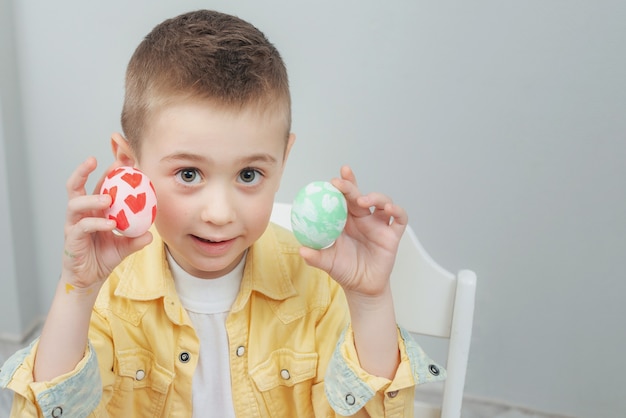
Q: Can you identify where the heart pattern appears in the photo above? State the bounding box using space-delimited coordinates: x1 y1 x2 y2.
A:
109 209 130 231
99 166 157 237
101 186 118 207
121 172 143 188
125 193 147 214
106 167 124 179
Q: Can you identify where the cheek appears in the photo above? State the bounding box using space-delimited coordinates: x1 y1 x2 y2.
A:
155 197 190 225
241 198 273 231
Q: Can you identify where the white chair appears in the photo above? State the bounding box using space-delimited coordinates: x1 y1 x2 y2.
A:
270 202 477 418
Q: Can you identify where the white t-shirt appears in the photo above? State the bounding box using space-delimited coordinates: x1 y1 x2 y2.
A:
167 250 245 418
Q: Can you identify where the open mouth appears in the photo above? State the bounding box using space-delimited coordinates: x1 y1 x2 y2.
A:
196 236 218 243
190 235 236 256
194 235 231 244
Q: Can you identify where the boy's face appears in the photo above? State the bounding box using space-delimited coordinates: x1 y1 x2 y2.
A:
137 100 294 279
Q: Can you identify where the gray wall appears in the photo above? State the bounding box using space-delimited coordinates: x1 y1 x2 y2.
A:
3 1 625 417
0 0 39 340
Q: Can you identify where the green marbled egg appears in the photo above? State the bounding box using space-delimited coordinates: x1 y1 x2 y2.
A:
290 181 348 249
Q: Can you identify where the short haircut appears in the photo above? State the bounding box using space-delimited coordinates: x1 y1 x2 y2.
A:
121 9 291 156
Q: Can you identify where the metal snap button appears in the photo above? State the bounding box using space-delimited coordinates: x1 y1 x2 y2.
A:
135 369 146 381
52 406 63 417
236 346 245 357
179 351 190 363
280 369 291 380
429 364 440 376
387 390 399 398
345 393 355 405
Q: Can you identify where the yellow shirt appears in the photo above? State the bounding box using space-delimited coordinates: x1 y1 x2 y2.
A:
1 224 445 417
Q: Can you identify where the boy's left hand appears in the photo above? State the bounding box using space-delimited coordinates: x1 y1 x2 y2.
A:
299 165 407 297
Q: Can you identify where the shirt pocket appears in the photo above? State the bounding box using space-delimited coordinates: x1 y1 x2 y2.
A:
109 347 175 417
250 348 318 417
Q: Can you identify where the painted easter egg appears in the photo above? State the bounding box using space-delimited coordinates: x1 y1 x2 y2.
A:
290 181 348 249
100 166 157 237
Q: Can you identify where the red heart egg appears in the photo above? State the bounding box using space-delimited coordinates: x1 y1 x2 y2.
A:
100 166 157 237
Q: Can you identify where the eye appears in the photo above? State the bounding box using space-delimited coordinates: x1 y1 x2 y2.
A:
176 168 201 185
238 168 262 185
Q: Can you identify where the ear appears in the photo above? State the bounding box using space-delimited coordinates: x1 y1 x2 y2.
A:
282 133 296 163
110 132 136 166
275 133 296 193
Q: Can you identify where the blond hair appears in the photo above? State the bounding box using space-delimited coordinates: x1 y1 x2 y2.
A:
121 10 291 156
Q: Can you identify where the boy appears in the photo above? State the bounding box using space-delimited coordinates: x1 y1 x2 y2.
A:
0 9 444 417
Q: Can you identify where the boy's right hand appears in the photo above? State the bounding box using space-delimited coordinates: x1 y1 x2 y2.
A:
34 156 154 382
61 157 153 290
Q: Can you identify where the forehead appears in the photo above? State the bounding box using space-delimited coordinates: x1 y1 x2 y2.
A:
140 99 289 160
154 94 287 130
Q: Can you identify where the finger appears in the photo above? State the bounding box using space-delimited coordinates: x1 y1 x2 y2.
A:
339 165 357 186
357 192 408 236
330 165 357 196
356 192 395 225
298 245 334 273
66 194 112 226
125 231 154 254
91 160 126 195
66 157 98 199
372 203 409 239
331 175 371 218
357 191 393 211
66 216 117 240
385 202 409 235
111 231 155 262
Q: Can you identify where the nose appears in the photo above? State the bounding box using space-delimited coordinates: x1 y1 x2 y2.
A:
200 185 236 226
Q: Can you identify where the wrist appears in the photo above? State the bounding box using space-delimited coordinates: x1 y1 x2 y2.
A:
344 283 394 311
57 274 103 303
344 284 400 379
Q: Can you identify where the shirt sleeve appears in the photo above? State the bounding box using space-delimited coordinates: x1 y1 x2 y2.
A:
0 339 102 418
324 324 447 417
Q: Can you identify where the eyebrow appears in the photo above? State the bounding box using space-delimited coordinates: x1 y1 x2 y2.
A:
161 152 278 166
161 153 207 164
239 153 278 166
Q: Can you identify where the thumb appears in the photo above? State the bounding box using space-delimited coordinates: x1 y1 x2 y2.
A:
298 245 335 274
121 231 154 258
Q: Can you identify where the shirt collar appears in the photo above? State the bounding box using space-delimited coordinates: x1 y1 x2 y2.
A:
113 226 173 301
231 223 298 312
114 223 298 306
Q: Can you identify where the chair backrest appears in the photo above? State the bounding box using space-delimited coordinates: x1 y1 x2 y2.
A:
270 202 477 418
